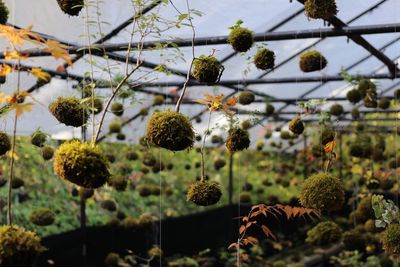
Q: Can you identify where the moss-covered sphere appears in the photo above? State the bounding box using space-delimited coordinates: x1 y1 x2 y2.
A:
214 158 226 170
137 184 152 197
289 116 305 135
228 27 254 52
0 225 45 267
346 89 362 104
382 224 400 255
343 230 365 251
56 0 84 16
101 199 117 212
108 120 122 134
320 128 335 146
11 177 24 189
378 98 391 109
192 56 224 85
226 127 250 153
49 96 88 127
299 172 344 211
266 103 275 117
146 110 194 151
363 89 378 108
306 221 342 247
238 91 255 105
54 140 110 188
239 192 252 203
299 50 327 72
330 103 344 116
30 130 47 147
358 79 376 97
187 180 222 206
304 0 338 20
108 175 127 192
254 47 275 70
153 95 165 106
351 108 360 120
41 146 54 161
0 132 11 156
29 208 55 226
110 102 124 116
104 252 121 266
79 188 94 199
93 98 103 115
241 120 252 130
0 0 9 25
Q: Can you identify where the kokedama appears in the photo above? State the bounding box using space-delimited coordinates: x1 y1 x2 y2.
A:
146 110 195 151
346 89 362 104
299 50 327 72
111 102 124 116
29 208 55 226
54 140 110 188
304 0 338 20
49 96 89 127
226 127 250 153
306 221 342 247
253 47 275 70
192 55 224 85
31 129 47 147
0 132 11 156
289 116 305 135
0 0 9 25
265 103 275 117
238 91 255 105
329 103 344 116
187 180 222 206
42 146 55 161
228 24 254 52
56 0 84 16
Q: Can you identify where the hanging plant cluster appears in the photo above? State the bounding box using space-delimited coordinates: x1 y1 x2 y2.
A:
191 55 224 85
299 50 327 72
49 96 89 127
228 20 254 53
304 0 338 20
56 0 84 16
0 0 9 25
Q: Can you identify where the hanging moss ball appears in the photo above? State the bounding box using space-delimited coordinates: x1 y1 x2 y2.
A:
146 110 194 151
358 79 376 97
306 221 342 247
153 95 165 106
343 230 366 251
280 131 292 140
49 96 88 127
329 103 344 116
299 172 344 211
211 135 224 144
108 175 127 192
382 224 400 255
289 116 305 135
137 184 152 197
110 102 124 116
56 0 84 16
30 129 47 147
116 133 125 141
346 89 362 104
79 188 94 199
104 252 121 266
238 91 255 105
264 131 272 139
139 108 149 117
142 153 156 167
108 120 122 133
214 158 226 170
41 146 54 161
241 120 252 130
0 132 11 156
299 50 327 72
378 98 391 109
256 140 265 151
320 128 335 146
0 0 9 25
239 192 252 203
92 98 103 115
351 108 360 120
148 245 163 259
192 55 224 85
226 127 250 153
11 177 24 189
101 199 117 212
187 180 222 206
228 26 254 52
363 89 378 108
0 225 45 266
304 0 337 20
29 208 55 226
126 151 138 161
266 103 275 117
54 140 110 188
253 47 275 70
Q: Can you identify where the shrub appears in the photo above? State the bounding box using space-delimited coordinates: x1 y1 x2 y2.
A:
299 50 327 72
49 96 88 127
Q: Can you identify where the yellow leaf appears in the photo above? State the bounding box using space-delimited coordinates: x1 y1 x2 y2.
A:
4 50 28 61
194 94 237 114
45 40 72 65
7 150 19 161
0 64 12 76
11 102 33 117
324 140 336 153
30 68 51 81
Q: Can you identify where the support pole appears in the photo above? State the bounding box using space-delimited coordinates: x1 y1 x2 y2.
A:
228 153 234 206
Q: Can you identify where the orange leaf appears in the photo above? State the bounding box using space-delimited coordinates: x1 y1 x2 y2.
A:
228 243 239 250
30 68 51 81
0 64 12 76
324 140 336 153
45 40 72 65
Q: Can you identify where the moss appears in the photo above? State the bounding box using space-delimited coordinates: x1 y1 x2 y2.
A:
0 132 11 156
168 257 199 267
299 172 344 211
11 177 24 189
358 79 376 97
108 120 122 133
239 192 252 203
382 224 400 255
101 199 117 212
153 95 165 106
241 120 251 130
330 103 344 116
346 89 362 104
137 184 152 197
0 225 46 266
211 135 223 144
142 153 156 167
320 128 335 146
0 0 9 25
30 129 47 147
238 91 255 105
364 219 379 233
351 108 360 120
187 180 222 206
280 131 292 140
299 50 327 72
29 208 55 226
213 158 226 170
378 97 391 109
93 98 103 115
264 131 272 139
41 146 54 161
147 110 194 151
104 252 121 267
148 245 163 259
111 102 124 116
192 55 224 84
226 127 250 153
363 89 378 108
56 0 84 16
256 140 265 151
304 0 337 20
152 161 165 173
126 151 138 161
395 89 400 100
49 96 88 127
343 230 365 251
228 27 254 52
349 141 372 159
108 175 127 192
53 140 110 188
122 217 139 229
139 108 149 116
150 185 161 196
254 47 275 70
306 221 342 247
289 116 305 135
266 103 275 116
116 133 125 141
272 260 286 267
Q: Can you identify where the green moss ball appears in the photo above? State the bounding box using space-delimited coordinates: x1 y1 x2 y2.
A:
108 175 127 192
142 153 156 167
228 27 254 52
0 0 9 25
329 104 344 116
358 79 376 97
241 120 252 130
192 55 224 85
304 0 337 20
0 225 46 267
54 140 110 188
41 146 54 161
104 252 121 266
92 98 103 115
49 96 88 127
289 116 305 135
139 108 149 116
30 130 47 147
101 199 117 212
346 89 362 104
299 50 327 72
56 0 84 16
29 208 55 226
146 110 194 151
363 89 378 108
111 102 124 116
153 95 165 106
266 103 275 116
280 131 292 140
108 120 122 133
238 91 255 105
187 180 222 206
226 127 250 153
254 47 275 70
378 98 391 109
78 188 94 199
11 177 24 189
382 224 400 255
351 108 360 120
264 131 272 139
320 128 335 146
299 172 344 211
137 184 152 197
211 135 224 144
214 158 226 170
239 192 252 203
0 132 11 156
306 221 342 247
148 245 163 259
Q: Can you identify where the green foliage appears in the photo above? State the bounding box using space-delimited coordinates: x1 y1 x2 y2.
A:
299 50 327 72
304 0 337 19
187 180 222 206
372 195 400 228
306 221 342 247
49 96 89 127
331 250 381 267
